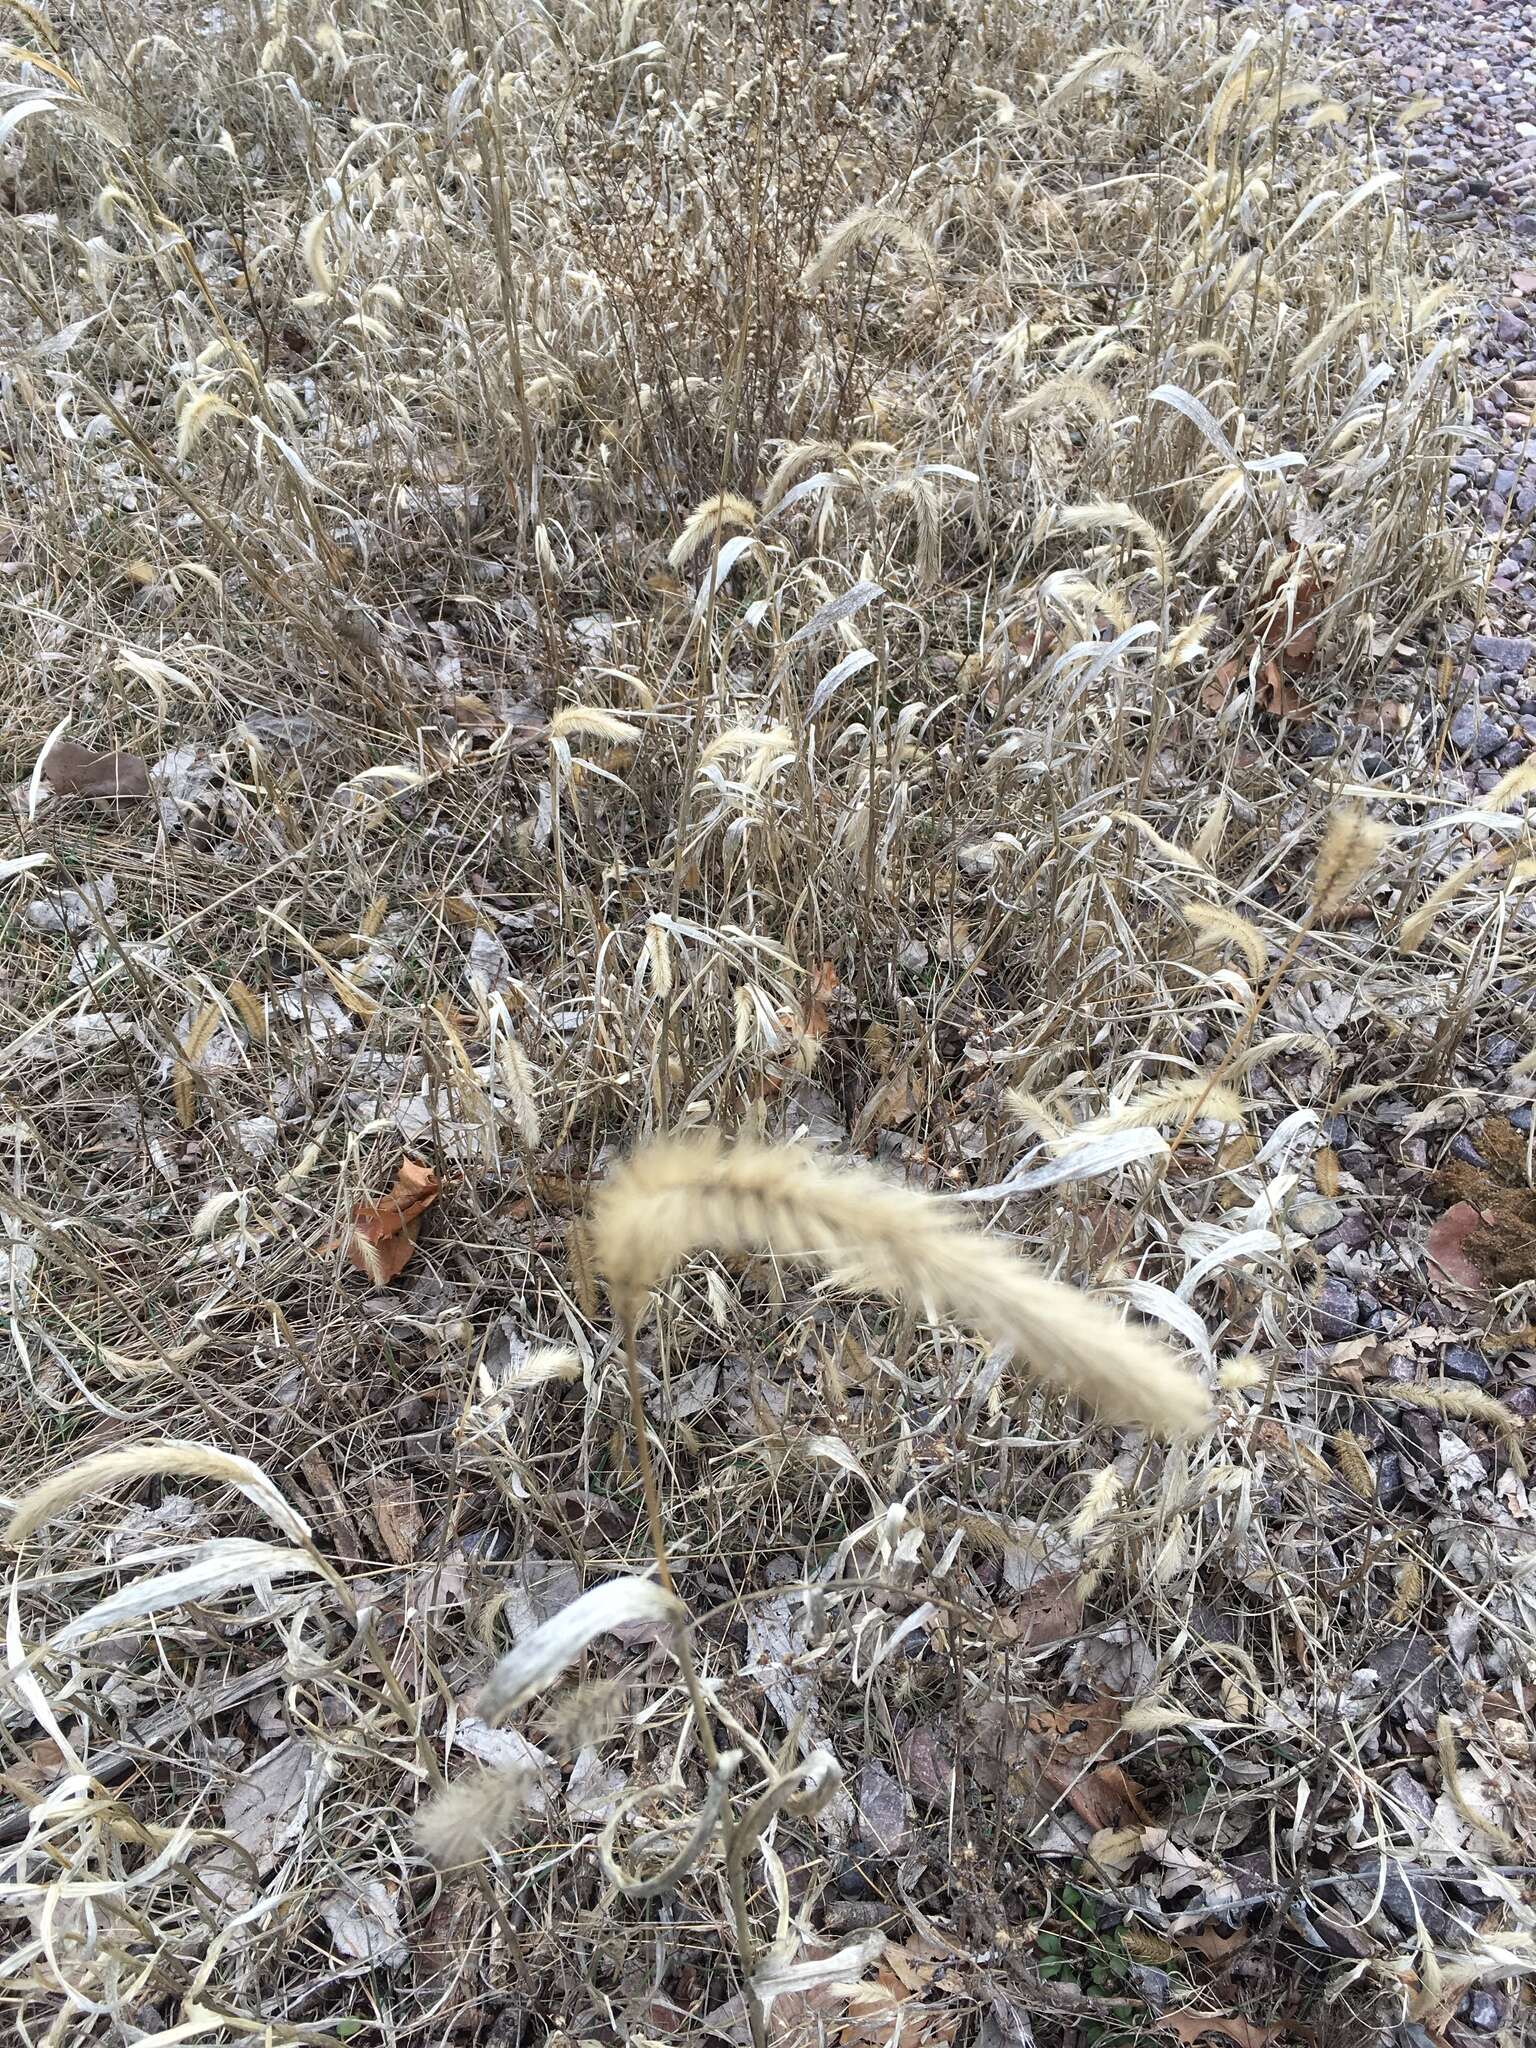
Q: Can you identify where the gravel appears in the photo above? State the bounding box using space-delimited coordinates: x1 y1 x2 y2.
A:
1290 1193 1345 1237
1472 632 1534 668
1311 0 1536 632
1443 1345 1493 1384
1448 703 1507 756
1312 1276 1362 1341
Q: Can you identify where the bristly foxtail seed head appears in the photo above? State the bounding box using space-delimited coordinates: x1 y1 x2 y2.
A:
588 1133 1210 1435
1311 804 1390 916
412 1766 538 1867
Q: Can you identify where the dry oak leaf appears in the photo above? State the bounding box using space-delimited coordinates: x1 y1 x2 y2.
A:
802 958 841 1041
1001 1567 1083 1651
1048 1758 1151 1833
838 1934 965 2048
853 1063 926 1146
1204 561 1327 721
1200 654 1309 722
1260 566 1326 674
346 1158 442 1283
1163 2014 1303 2048
1255 658 1308 720
1172 1925 1251 1965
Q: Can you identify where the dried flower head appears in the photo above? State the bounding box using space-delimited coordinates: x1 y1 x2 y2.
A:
412 1766 538 1867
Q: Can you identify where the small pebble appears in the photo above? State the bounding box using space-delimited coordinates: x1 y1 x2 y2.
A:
1330 1213 1375 1253
1449 704 1506 759
1443 1346 1492 1386
1461 1991 1505 2032
1472 634 1534 672
1291 1193 1345 1237
1312 1277 1360 1342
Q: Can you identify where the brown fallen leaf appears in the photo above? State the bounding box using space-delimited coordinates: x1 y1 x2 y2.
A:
451 694 501 730
853 1063 926 1146
838 1933 964 2048
1204 559 1327 723
1255 657 1308 720
899 1724 956 1808
1199 656 1244 715
802 958 841 1042
1049 1759 1151 1833
1162 2012 1298 2048
856 1760 910 1854
346 1158 442 1284
41 740 151 799
1354 698 1411 734
1425 1201 1492 1296
1172 1925 1251 1965
371 1475 423 1564
1260 566 1326 675
1002 1567 1083 1650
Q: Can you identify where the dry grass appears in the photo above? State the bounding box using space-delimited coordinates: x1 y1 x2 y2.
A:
2 0 1535 2043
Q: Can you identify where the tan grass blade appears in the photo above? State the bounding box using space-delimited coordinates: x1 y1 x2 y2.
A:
476 1575 685 1723
1398 852 1499 954
53 1540 324 1648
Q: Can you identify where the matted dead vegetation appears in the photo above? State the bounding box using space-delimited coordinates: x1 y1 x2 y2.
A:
2 1 1535 2044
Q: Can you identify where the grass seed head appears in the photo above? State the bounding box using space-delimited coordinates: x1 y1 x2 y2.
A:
590 1133 1211 1434
1311 804 1390 916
